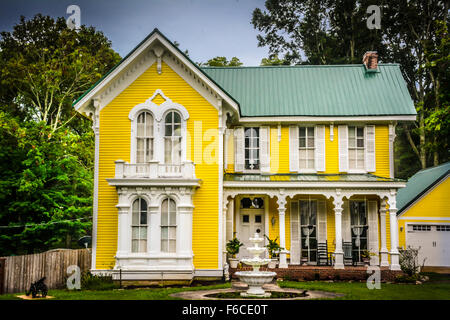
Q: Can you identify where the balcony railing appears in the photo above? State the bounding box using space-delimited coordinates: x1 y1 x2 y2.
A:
114 160 196 179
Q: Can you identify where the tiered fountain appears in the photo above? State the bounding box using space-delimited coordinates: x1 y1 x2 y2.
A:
235 233 277 297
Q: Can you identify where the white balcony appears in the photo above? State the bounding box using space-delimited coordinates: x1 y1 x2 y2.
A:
114 160 197 180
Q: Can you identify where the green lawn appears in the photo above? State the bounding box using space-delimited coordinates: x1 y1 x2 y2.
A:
1 273 449 300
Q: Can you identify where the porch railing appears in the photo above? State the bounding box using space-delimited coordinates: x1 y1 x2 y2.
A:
114 160 196 179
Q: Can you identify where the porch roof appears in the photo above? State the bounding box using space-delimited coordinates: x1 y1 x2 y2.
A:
224 173 404 183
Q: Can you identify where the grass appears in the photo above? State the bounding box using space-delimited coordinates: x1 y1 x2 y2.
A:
1 273 449 300
279 273 450 300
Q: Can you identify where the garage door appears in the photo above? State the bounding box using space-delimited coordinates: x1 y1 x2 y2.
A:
406 224 450 267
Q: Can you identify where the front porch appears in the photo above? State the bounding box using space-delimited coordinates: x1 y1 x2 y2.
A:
222 173 405 272
228 265 402 282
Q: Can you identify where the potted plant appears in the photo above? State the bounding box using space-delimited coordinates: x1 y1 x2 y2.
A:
226 235 244 268
361 250 375 266
264 235 284 268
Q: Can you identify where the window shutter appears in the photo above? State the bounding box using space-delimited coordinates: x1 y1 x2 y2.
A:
315 125 326 172
289 126 299 172
338 125 348 172
317 200 327 243
368 200 379 265
365 125 376 172
260 126 270 173
226 201 234 242
342 200 351 242
290 201 300 264
234 127 244 172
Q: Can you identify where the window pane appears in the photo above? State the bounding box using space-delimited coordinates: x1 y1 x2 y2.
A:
307 127 314 137
310 201 317 225
165 112 173 123
173 138 181 164
357 138 364 148
174 125 181 136
137 139 144 163
243 215 249 223
132 210 139 226
169 240 176 253
146 138 153 160
357 127 364 137
161 227 168 239
161 240 168 252
308 159 314 169
348 137 355 148
137 122 145 137
348 127 355 138
145 114 153 137
307 137 314 148
161 200 168 225
299 127 306 138
169 227 176 239
299 137 306 148
140 212 147 225
140 227 147 238
300 201 308 225
173 112 181 123
349 149 356 161
139 240 147 253
164 138 172 163
169 210 176 226
255 215 262 223
132 227 139 239
165 124 172 136
132 240 139 252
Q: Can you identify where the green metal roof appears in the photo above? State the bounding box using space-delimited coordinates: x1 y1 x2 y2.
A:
202 65 416 117
224 173 403 183
397 162 450 214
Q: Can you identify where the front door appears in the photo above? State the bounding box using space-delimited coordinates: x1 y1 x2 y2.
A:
237 207 265 259
350 201 368 264
300 200 317 264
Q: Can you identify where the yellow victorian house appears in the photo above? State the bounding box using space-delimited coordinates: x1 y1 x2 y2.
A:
73 29 416 281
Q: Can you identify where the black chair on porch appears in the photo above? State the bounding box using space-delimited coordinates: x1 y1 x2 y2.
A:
317 241 330 266
343 241 354 266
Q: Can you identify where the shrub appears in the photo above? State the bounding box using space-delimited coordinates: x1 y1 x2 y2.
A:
81 272 120 291
399 246 425 276
226 234 244 258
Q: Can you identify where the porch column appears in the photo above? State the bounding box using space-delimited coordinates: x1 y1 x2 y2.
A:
277 195 288 268
222 197 229 267
333 196 345 269
388 192 401 270
379 199 389 267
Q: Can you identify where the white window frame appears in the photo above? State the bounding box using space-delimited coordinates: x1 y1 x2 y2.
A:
161 198 177 253
298 126 316 173
131 197 148 253
135 111 154 164
244 127 260 172
163 110 182 165
128 89 189 165
348 126 366 173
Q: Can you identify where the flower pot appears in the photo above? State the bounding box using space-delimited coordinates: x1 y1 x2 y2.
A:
267 259 277 269
229 258 239 269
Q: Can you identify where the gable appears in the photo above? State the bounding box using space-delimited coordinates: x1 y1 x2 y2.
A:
73 29 239 118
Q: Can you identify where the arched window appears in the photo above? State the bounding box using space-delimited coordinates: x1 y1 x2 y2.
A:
164 111 182 164
136 112 154 163
161 198 176 253
131 198 148 253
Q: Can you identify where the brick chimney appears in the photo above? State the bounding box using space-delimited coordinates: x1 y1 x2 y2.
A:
363 51 378 71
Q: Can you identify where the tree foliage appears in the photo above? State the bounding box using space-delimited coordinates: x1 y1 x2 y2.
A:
0 15 121 255
252 0 449 177
201 56 243 67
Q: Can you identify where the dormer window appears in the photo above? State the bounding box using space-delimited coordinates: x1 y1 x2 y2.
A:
136 112 154 163
164 111 182 164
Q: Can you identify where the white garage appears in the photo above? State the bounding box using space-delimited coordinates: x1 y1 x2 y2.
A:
406 224 450 267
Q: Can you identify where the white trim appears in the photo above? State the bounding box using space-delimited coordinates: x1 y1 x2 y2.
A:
238 115 417 123
91 106 100 271
218 105 224 269
224 181 406 189
397 174 449 217
399 217 450 221
193 269 224 277
74 32 239 115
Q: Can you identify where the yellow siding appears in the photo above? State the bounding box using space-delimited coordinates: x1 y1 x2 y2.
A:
326 198 336 252
97 62 219 270
227 124 391 176
398 178 450 248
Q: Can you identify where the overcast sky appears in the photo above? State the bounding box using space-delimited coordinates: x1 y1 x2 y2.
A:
0 0 270 66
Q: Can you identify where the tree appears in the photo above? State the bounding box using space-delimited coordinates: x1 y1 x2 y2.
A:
201 56 243 67
0 14 121 133
260 54 289 66
0 15 121 255
0 113 93 255
252 0 449 175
